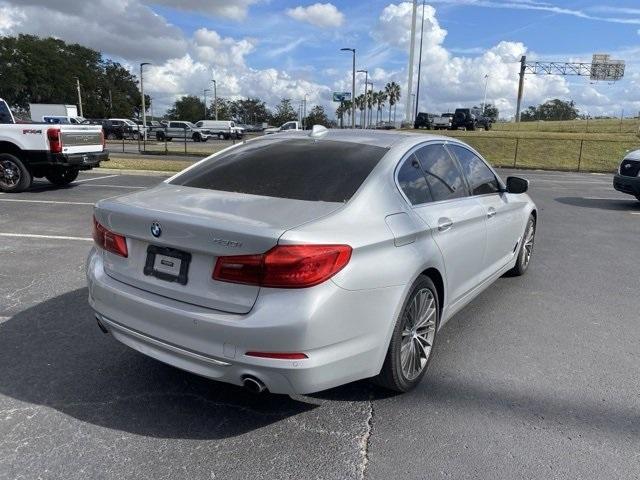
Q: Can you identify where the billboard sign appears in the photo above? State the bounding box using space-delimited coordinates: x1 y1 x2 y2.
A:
333 92 352 102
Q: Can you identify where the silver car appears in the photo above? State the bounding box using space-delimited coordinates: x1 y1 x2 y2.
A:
87 128 537 394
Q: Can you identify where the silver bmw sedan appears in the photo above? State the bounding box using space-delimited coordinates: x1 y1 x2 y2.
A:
86 128 536 394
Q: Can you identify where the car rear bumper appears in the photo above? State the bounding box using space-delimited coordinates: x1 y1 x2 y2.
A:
54 151 109 169
86 249 404 394
613 174 640 197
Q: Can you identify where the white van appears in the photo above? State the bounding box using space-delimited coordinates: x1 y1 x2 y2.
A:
195 120 244 140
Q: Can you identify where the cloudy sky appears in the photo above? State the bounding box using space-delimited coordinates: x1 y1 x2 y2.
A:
1 0 639 119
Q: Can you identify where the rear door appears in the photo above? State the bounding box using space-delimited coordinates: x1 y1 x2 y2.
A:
447 144 523 274
409 143 488 304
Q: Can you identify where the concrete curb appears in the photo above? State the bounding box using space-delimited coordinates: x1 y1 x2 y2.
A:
92 168 174 176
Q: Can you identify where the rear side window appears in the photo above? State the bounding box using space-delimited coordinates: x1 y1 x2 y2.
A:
171 138 388 202
397 155 432 205
448 145 499 196
414 144 467 201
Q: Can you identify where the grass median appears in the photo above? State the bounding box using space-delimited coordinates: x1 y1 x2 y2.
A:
102 156 195 172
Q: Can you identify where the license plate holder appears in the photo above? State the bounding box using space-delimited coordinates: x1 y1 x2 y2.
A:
143 246 191 285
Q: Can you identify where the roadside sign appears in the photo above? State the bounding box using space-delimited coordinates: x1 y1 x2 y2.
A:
333 92 351 102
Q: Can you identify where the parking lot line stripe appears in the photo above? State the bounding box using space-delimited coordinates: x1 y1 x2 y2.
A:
630 212 640 215
0 233 92 241
78 184 146 189
73 174 118 184
582 196 630 201
0 199 94 206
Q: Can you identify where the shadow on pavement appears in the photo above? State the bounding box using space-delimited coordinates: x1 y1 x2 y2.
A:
555 196 639 211
0 288 317 440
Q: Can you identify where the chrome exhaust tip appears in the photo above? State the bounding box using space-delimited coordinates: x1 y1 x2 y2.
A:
242 376 267 394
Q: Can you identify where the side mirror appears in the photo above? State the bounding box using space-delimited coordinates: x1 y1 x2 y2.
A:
506 176 529 194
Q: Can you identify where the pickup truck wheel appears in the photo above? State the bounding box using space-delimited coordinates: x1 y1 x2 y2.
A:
0 153 32 193
217 133 225 140
45 167 79 186
192 133 201 142
131 132 140 141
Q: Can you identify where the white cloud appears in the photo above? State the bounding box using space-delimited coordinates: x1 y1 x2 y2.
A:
0 5 24 34
286 3 344 28
192 28 255 67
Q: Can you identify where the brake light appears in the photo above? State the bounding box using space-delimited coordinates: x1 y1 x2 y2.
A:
213 244 352 288
47 128 62 153
245 351 308 360
100 130 105 150
92 216 128 257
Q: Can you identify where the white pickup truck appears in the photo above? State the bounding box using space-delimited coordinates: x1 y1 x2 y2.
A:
0 98 108 192
264 121 302 135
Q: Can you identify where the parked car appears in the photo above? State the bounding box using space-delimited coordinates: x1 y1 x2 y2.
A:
264 121 301 134
243 123 265 133
195 120 244 140
375 121 396 130
0 98 108 192
414 112 435 129
108 118 144 139
451 108 493 131
87 129 536 394
29 103 79 123
42 115 86 125
432 113 454 130
98 119 132 140
156 121 210 142
613 149 640 202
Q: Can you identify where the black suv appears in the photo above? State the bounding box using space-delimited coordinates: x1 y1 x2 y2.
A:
414 112 435 129
451 108 493 131
613 151 640 201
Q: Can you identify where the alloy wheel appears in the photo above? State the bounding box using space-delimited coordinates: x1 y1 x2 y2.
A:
522 219 535 268
400 288 437 380
0 159 21 189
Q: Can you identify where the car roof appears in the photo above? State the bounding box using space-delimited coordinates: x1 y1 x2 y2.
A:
272 128 453 149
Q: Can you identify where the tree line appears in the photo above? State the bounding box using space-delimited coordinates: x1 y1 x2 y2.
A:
0 35 147 118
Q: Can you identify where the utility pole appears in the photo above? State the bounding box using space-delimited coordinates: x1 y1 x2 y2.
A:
405 0 418 123
413 0 425 125
76 78 83 117
139 63 151 134
357 69 368 129
341 48 356 128
204 89 211 119
482 74 489 114
303 93 308 128
212 79 218 120
515 55 526 122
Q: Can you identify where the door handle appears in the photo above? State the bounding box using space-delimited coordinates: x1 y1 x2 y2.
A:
487 208 497 219
437 218 453 231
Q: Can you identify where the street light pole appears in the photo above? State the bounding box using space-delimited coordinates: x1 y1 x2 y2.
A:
413 0 426 126
212 79 218 120
75 78 83 117
204 89 211 119
357 69 368 129
139 63 151 134
341 48 356 128
482 74 489 114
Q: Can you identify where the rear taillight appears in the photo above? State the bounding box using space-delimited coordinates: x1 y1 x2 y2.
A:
92 216 128 257
213 244 352 288
100 130 105 150
47 128 62 153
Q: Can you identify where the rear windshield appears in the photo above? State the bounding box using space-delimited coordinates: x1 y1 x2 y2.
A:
170 138 387 202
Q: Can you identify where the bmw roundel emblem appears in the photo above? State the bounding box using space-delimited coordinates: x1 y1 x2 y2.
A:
151 222 162 238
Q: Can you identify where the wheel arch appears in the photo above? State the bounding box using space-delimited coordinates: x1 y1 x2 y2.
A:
419 267 445 316
0 140 23 158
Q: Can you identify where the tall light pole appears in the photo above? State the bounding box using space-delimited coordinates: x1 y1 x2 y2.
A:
303 93 308 128
405 0 418 123
211 79 218 120
356 69 368 129
203 89 211 119
482 74 489 114
75 78 83 117
413 0 426 125
340 48 356 128
139 62 151 133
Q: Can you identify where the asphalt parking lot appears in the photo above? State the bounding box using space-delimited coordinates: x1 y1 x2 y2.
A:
1 169 638 479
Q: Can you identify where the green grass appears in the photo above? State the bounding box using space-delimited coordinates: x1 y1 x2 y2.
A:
102 157 194 172
408 129 640 172
493 117 640 134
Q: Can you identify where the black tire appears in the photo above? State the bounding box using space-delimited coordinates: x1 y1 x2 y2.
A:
45 167 79 186
192 133 201 142
0 153 32 193
468 122 476 131
166 137 173 142
156 131 165 141
506 214 536 277
374 275 439 393
218 133 225 140
107 132 117 140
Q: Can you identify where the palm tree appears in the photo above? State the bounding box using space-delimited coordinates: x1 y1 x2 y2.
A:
354 94 365 128
366 91 375 127
375 91 387 125
343 100 352 126
385 81 401 124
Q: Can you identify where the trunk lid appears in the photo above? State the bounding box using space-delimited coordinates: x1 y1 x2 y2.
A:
94 183 343 314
